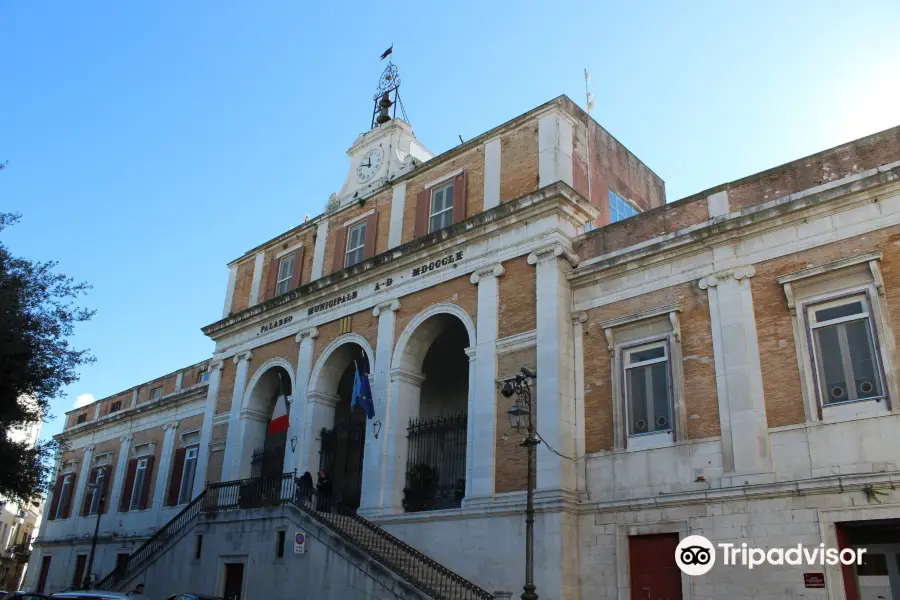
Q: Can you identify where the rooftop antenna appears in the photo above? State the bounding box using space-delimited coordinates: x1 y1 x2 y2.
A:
584 69 595 230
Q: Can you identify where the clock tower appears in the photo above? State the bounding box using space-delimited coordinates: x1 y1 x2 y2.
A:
332 61 433 208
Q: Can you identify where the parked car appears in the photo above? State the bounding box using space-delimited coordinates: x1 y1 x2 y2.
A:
1 593 50 600
48 592 134 599
164 596 224 600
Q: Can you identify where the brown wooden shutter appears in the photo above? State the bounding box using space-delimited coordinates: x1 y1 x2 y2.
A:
119 458 138 512
81 468 97 516
362 211 378 260
139 455 155 510
264 256 280 300
48 475 64 520
289 247 305 290
414 188 430 238
452 171 468 224
166 447 187 506
61 473 76 519
331 226 347 273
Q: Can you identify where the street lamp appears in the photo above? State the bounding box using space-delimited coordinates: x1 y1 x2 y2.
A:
82 482 105 589
501 367 539 600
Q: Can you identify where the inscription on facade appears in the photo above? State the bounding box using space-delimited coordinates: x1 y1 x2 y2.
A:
412 251 464 277
308 291 358 316
374 277 394 291
260 315 293 334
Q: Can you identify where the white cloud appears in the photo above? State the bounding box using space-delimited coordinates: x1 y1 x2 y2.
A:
74 393 95 408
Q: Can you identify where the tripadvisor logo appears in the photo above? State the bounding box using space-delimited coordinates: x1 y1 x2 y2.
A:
675 535 867 575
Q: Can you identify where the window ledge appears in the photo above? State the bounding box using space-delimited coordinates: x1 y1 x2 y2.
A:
821 398 890 423
626 432 674 452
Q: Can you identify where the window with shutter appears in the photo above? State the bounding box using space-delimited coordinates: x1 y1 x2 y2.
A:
178 446 199 504
119 459 138 512
166 447 187 507
274 254 294 296
48 475 64 521
415 171 467 238
87 468 107 516
129 457 148 511
429 182 454 233
56 474 75 519
344 221 367 267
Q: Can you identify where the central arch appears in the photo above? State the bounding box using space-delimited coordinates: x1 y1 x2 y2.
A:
236 358 295 480
387 303 475 513
305 333 375 512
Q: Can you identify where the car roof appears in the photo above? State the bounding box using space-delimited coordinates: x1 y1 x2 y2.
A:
49 592 132 598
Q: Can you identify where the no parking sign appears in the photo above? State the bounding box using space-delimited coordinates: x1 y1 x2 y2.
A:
294 531 306 554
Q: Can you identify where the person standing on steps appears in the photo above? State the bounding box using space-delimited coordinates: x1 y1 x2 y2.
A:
316 470 332 512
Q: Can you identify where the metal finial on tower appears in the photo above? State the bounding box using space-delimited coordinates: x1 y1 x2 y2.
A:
370 48 409 129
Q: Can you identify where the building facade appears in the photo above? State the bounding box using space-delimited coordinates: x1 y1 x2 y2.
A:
26 89 900 600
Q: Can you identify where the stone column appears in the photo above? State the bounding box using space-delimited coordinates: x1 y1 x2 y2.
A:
299 391 340 476
108 434 134 514
358 299 400 516
466 263 504 502
193 359 224 497
382 368 425 513
700 266 773 481
71 444 95 522
285 327 318 475
528 244 578 494
221 350 253 481
152 421 180 511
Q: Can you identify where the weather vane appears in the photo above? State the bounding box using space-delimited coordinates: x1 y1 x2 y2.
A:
371 45 409 129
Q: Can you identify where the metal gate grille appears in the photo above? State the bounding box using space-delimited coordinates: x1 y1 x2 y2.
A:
318 422 366 510
403 412 467 513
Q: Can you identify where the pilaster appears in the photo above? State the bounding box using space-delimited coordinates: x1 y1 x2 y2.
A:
288 327 318 475
383 367 426 513
152 422 180 511
699 265 773 480
300 390 340 476
71 444 96 521
221 350 253 481
193 359 224 496
108 434 134 513
311 219 329 280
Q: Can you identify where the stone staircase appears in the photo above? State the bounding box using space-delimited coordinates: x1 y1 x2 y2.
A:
95 474 494 600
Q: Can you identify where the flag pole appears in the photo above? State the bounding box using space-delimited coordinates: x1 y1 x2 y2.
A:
584 69 594 224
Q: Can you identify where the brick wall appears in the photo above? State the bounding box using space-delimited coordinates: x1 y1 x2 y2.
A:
257 232 315 303
582 282 719 453
499 126 539 203
99 392 132 418
176 414 204 439
322 189 392 278
394 274 478 342
215 360 237 415
753 223 900 427
230 259 255 314
495 346 537 493
311 308 379 369
247 335 301 386
498 255 536 339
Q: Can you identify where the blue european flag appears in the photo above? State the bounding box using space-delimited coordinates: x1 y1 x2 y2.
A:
351 362 376 419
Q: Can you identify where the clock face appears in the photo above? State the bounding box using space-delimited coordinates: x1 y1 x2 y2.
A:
356 148 383 183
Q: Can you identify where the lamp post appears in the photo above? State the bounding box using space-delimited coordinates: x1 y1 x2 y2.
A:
501 367 539 600
82 482 105 589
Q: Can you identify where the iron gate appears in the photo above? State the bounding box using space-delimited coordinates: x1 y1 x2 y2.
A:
250 446 283 479
318 421 366 510
403 412 467 513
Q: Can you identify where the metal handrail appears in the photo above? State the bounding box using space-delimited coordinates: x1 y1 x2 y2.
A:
94 489 207 590
290 478 493 600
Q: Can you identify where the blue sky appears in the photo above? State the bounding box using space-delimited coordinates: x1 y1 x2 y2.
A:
2 1 898 441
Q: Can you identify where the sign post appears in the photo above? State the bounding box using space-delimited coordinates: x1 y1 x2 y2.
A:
294 532 306 555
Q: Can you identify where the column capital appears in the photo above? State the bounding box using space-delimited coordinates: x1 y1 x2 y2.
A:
571 311 588 325
390 367 426 386
306 391 340 407
464 346 477 362
233 350 253 364
373 299 401 317
84 444 96 454
296 327 319 342
527 243 579 267
119 434 133 444
699 265 756 290
470 263 505 285
208 358 225 372
163 421 180 432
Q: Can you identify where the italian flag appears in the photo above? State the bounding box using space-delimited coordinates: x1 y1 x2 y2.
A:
267 373 289 436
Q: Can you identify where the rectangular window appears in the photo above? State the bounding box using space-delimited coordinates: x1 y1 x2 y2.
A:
129 457 149 511
623 342 672 437
275 253 295 296
344 221 367 268
88 469 106 516
76 413 87 424
194 534 203 560
177 446 199 505
55 474 73 519
609 189 638 223
197 369 209 384
109 401 121 413
429 182 454 233
150 387 163 400
808 295 884 405
276 530 286 558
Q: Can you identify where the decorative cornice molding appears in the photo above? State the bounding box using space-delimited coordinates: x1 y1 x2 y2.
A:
372 299 401 317
239 407 270 422
233 350 253 364
698 265 756 290
306 391 340 407
470 263 506 284
83 444 96 454
495 330 537 354
119 434 133 444
390 367 426 386
527 243 579 268
464 346 477 361
163 421 180 431
571 312 588 325
295 327 319 342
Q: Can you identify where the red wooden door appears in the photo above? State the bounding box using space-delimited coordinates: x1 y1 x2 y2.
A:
72 553 87 587
629 534 683 600
223 562 244 600
36 556 51 593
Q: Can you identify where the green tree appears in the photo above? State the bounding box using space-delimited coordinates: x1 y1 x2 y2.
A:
0 211 94 502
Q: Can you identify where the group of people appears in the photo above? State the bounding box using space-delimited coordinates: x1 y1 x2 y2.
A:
297 470 333 511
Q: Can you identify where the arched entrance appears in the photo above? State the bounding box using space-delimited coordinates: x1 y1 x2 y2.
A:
391 306 472 513
237 363 293 480
307 337 372 512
